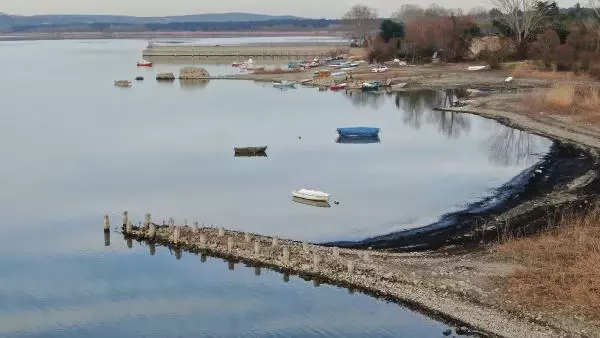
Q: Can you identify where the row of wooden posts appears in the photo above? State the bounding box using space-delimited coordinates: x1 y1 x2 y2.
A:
104 212 368 274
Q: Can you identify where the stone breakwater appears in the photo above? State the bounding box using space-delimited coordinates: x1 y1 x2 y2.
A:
104 213 563 338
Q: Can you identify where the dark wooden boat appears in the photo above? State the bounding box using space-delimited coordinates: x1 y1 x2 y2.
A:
234 146 267 156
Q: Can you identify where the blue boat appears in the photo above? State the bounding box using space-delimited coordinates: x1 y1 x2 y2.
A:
337 127 380 138
361 81 381 91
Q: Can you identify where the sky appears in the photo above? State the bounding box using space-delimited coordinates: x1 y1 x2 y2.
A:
1 0 580 18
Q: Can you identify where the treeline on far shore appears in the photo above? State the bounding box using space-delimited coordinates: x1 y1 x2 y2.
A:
2 19 342 33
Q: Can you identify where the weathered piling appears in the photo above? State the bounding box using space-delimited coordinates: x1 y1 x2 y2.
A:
200 234 207 248
122 211 129 228
148 222 156 239
126 221 133 235
103 215 110 233
254 241 261 257
144 213 151 230
348 261 355 274
272 236 279 247
227 237 234 252
282 246 290 263
313 253 321 270
173 227 180 244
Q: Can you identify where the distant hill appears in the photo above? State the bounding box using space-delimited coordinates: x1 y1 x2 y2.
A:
0 12 304 27
0 13 341 33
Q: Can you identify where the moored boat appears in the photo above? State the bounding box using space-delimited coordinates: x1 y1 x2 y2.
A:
137 60 153 67
337 127 380 138
292 189 330 202
361 81 381 91
234 146 267 156
114 80 132 87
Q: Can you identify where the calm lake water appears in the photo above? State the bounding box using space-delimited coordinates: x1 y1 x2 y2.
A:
0 39 551 336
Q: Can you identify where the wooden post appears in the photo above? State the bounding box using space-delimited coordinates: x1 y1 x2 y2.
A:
103 215 110 233
302 241 309 254
254 240 261 257
126 221 133 235
148 222 156 239
218 227 225 237
244 233 251 243
272 236 279 247
227 237 234 252
282 246 290 263
347 261 355 274
193 221 199 233
333 247 340 258
199 234 207 248
144 213 151 230
313 253 321 270
122 211 128 228
173 226 180 244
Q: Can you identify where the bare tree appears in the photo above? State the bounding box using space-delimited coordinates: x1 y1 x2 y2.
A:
342 5 378 43
393 4 425 23
591 0 600 19
491 0 547 46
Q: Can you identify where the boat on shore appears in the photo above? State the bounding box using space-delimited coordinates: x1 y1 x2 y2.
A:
361 81 381 91
331 83 347 91
292 189 330 202
137 60 153 67
337 127 380 138
234 146 267 156
292 196 331 208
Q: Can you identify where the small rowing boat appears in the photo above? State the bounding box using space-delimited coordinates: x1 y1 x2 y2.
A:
114 80 132 87
234 146 267 156
331 83 347 91
292 189 330 202
137 60 153 67
273 81 296 89
292 196 331 208
337 127 380 138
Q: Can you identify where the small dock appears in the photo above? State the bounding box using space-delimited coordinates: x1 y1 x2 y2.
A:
143 44 347 61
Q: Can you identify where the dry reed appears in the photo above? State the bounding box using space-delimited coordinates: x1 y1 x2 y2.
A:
495 207 600 320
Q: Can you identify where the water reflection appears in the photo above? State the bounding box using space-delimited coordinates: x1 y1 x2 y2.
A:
179 79 210 90
335 136 380 144
104 232 110 247
487 128 544 166
344 91 386 109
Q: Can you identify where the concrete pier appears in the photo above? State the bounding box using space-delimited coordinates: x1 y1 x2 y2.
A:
143 44 347 61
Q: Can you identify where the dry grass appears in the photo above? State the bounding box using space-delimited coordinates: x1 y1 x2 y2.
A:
521 83 600 124
495 207 600 320
512 69 592 81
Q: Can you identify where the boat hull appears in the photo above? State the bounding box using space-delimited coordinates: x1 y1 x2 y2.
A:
234 146 267 155
336 135 380 144
292 190 330 202
337 127 380 138
292 197 331 208
137 63 153 67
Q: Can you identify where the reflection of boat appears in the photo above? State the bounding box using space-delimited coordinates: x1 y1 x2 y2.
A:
234 146 267 156
336 135 380 144
337 127 380 138
137 60 153 67
114 80 132 87
273 81 296 89
292 196 331 208
234 152 268 158
292 189 330 202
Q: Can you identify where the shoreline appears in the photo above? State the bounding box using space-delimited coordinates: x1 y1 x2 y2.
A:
118 224 561 337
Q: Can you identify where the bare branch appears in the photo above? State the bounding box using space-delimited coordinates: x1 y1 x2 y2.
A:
341 5 379 42
491 0 546 45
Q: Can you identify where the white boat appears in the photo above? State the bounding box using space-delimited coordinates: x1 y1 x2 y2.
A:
292 189 330 202
467 65 489 71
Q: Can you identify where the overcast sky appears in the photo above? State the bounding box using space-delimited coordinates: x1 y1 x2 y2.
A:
1 0 580 18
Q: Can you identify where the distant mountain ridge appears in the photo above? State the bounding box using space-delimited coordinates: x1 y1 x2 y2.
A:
0 12 305 26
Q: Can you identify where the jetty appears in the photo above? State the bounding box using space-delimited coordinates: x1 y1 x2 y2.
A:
142 44 347 61
103 213 560 337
